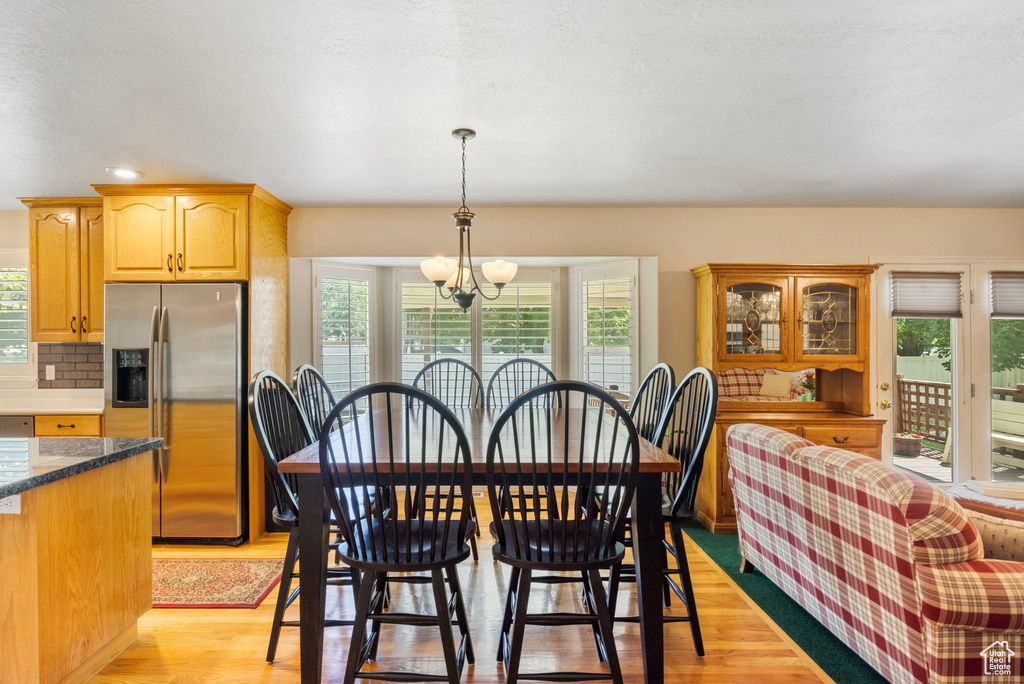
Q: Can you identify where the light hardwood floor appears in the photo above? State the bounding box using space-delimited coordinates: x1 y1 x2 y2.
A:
93 512 832 683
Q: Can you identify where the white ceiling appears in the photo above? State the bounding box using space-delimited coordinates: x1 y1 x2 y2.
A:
2 1 1024 210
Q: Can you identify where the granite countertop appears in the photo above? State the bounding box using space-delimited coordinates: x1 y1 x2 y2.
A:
0 437 163 498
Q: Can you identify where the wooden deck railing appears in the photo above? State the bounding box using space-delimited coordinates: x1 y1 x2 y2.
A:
895 377 1024 445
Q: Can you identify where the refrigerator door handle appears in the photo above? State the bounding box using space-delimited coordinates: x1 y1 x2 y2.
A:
149 305 160 481
157 305 169 483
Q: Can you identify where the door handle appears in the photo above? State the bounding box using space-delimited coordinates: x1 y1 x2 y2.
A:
148 306 159 443
157 306 169 482
167 254 173 272
56 423 76 429
880 400 893 409
176 253 183 271
70 316 77 333
81 316 87 333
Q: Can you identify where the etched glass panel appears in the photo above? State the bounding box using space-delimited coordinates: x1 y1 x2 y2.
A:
725 283 781 354
802 283 857 355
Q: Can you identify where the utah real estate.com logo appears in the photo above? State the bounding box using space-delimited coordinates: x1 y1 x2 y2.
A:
981 640 1015 676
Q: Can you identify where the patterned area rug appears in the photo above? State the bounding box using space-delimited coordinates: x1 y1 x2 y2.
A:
152 558 283 609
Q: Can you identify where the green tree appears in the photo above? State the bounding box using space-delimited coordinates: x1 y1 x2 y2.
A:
896 317 1024 373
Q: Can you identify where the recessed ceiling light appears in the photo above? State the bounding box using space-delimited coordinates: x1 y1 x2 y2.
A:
104 167 144 179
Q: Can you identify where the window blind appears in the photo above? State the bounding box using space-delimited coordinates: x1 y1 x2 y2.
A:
0 267 28 364
319 276 371 395
400 281 472 384
581 276 634 396
890 271 963 318
481 281 553 378
991 272 1024 318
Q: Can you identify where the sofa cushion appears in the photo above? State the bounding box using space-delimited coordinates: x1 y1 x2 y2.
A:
917 559 1024 632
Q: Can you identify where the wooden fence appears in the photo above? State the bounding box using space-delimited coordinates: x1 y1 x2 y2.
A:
895 377 1024 445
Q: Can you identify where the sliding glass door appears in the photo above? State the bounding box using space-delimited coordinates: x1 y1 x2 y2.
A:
877 262 1024 485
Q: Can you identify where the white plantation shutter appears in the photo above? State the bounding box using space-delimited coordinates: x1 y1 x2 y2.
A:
574 261 638 398
315 265 374 395
991 272 1024 318
400 281 473 384
481 281 553 378
0 267 28 364
890 271 963 318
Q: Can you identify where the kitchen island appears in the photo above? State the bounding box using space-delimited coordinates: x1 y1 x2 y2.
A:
0 437 162 684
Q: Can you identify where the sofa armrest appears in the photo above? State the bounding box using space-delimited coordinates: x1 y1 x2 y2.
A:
917 559 1024 632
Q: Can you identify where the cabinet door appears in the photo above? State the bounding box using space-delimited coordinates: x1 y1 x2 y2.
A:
79 207 105 342
716 276 791 363
29 208 81 342
174 195 248 281
104 196 175 281
794 276 867 363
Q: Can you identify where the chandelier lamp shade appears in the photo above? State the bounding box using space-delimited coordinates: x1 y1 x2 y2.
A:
419 128 518 311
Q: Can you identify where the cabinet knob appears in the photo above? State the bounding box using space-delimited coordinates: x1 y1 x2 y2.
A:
167 254 173 272
70 316 76 333
177 253 184 271
880 400 893 409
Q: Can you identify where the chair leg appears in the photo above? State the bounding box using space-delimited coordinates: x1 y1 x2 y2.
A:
496 566 521 662
366 571 387 661
431 569 463 684
469 532 479 562
266 527 299 663
670 524 704 657
343 570 374 684
589 569 624 684
504 569 532 684
662 542 672 607
446 566 475 664
581 570 606 663
607 563 622 620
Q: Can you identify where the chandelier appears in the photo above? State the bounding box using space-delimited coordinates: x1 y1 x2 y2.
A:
419 128 518 311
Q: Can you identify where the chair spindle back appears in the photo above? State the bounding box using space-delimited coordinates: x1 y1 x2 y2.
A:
412 357 484 409
657 367 718 520
486 358 558 409
292 364 338 435
630 363 676 442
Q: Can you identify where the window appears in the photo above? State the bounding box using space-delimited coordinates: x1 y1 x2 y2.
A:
314 264 374 396
398 269 558 385
0 250 35 388
572 260 638 399
481 281 553 378
0 267 28 364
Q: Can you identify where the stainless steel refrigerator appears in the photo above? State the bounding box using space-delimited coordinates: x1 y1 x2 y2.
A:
104 283 247 544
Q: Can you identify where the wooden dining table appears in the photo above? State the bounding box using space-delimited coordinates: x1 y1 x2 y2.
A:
278 406 680 683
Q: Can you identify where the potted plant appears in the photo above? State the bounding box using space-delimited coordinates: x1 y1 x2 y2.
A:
798 371 815 401
893 432 924 457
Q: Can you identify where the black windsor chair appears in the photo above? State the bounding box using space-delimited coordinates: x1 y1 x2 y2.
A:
485 358 557 409
319 382 476 684
412 358 485 409
412 357 485 560
629 363 676 442
292 364 338 434
248 370 358 663
606 367 718 656
486 381 640 684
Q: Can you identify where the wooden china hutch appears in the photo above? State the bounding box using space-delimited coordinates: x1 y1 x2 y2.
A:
691 264 884 533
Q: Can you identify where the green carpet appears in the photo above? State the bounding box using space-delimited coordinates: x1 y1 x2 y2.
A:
682 521 886 684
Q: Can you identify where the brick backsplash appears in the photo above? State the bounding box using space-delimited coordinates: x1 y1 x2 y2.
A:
37 343 104 389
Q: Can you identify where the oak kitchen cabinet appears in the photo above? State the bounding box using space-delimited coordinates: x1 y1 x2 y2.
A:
101 192 248 281
20 198 104 343
691 263 883 533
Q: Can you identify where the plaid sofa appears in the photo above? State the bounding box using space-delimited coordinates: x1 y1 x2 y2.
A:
726 423 1024 683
